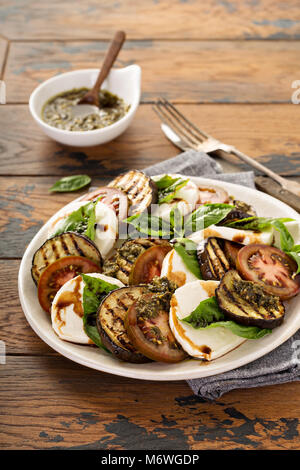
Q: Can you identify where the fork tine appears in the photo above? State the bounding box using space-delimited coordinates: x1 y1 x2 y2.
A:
159 97 209 140
153 102 200 149
157 98 206 145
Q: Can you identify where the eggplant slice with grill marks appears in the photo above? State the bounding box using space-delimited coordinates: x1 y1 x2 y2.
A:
103 238 170 285
31 232 102 285
97 286 151 363
221 199 257 225
216 270 285 329
198 237 230 281
108 170 158 216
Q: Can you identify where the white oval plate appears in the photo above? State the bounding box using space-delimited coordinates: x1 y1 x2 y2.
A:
18 176 300 381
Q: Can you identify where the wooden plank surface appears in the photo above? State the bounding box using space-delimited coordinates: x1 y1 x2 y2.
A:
0 104 299 177
1 356 300 450
5 40 300 103
1 0 300 41
2 0 300 453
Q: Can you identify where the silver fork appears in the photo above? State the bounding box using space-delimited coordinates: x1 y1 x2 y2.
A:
153 97 300 197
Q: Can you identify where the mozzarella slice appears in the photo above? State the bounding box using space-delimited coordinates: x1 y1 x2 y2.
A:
48 200 118 259
152 174 199 220
161 249 199 287
274 220 300 248
94 201 118 258
189 224 273 246
51 273 124 344
169 280 245 360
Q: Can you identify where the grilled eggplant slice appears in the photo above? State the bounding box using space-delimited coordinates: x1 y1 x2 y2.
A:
198 238 230 280
216 270 285 329
31 232 102 285
108 170 158 215
97 286 150 363
222 199 257 225
103 238 170 285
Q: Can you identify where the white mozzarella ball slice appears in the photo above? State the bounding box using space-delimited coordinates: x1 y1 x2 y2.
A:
51 273 124 344
169 280 245 360
152 174 199 220
189 224 273 246
94 201 118 258
161 249 199 287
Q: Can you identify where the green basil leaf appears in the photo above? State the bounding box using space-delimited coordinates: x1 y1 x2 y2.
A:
271 219 294 252
54 200 97 240
82 274 120 351
154 175 180 190
182 296 222 327
174 241 202 280
124 213 172 238
156 176 189 205
49 175 91 193
185 203 234 234
182 295 272 339
224 216 294 231
203 321 272 339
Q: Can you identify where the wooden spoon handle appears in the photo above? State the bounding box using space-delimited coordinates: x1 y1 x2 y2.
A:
92 30 126 93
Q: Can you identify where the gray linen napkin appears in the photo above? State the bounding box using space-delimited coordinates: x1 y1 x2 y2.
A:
143 150 300 400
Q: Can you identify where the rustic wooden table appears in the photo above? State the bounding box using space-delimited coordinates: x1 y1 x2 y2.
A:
1 0 300 450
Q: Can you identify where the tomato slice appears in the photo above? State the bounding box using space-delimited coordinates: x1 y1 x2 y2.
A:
129 244 172 285
80 186 128 220
224 240 242 268
38 256 102 313
198 186 229 204
237 244 300 300
125 293 187 363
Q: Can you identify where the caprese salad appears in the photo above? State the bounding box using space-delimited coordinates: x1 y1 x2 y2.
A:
31 170 300 364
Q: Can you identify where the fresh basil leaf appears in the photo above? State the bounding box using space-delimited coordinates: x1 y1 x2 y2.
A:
182 295 271 339
182 296 222 327
82 274 120 351
224 216 294 231
203 321 272 339
156 176 189 205
174 241 202 280
154 175 180 190
125 213 172 238
271 219 294 252
49 175 91 193
185 203 234 234
54 200 97 240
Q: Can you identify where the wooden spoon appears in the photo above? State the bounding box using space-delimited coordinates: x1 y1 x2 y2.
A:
78 30 126 107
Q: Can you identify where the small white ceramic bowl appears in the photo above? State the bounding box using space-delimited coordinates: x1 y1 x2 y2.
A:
29 65 141 147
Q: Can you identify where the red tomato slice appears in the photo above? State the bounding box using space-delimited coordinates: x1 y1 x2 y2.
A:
237 244 300 300
198 186 229 204
125 293 187 363
38 256 102 313
129 244 172 285
80 186 128 220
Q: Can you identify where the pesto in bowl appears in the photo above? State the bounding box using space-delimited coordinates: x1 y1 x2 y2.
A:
42 88 130 131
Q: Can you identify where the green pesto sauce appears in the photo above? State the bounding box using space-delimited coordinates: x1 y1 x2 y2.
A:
42 88 130 131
